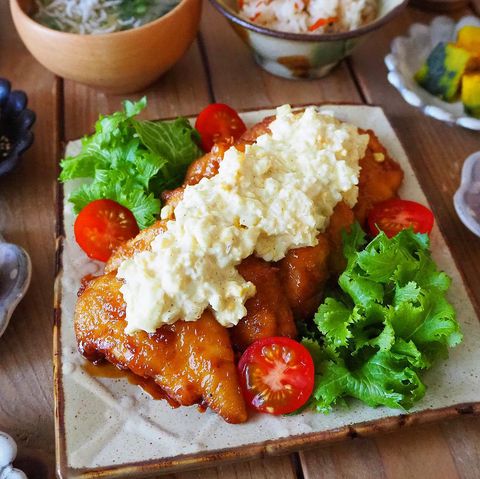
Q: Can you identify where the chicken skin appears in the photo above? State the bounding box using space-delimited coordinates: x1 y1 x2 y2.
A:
75 112 403 423
277 202 355 321
232 256 296 351
354 130 404 225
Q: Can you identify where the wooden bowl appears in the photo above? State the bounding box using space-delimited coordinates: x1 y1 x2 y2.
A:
10 0 202 94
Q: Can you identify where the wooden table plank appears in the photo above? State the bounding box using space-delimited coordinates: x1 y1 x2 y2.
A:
59 12 299 479
197 5 362 479
441 417 480 478
175 456 297 479
300 421 472 479
2 2 480 478
200 2 362 109
374 424 460 479
0 3 59 478
63 41 211 141
300 438 386 479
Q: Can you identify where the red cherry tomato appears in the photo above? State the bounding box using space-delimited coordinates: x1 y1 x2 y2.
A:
368 199 434 238
74 199 139 262
195 103 247 152
238 337 315 415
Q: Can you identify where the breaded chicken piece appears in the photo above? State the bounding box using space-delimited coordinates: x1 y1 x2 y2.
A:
325 201 355 275
107 239 297 352
160 142 230 212
75 273 248 423
277 202 354 320
105 221 167 273
232 256 296 351
277 235 331 321
354 130 404 225
107 237 297 352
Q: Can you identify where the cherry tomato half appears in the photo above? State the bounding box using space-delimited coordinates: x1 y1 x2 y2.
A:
195 103 247 152
368 199 434 238
74 199 139 262
238 336 315 415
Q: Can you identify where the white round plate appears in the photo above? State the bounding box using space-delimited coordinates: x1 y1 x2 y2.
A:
385 15 480 131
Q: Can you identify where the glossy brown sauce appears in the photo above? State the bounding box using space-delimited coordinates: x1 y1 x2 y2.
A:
83 361 180 408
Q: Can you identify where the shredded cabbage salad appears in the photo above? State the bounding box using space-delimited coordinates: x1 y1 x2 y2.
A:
34 0 180 34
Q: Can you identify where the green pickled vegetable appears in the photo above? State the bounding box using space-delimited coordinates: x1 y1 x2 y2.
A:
415 42 473 102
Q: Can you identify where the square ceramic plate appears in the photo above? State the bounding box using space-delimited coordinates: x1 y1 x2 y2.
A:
54 105 480 479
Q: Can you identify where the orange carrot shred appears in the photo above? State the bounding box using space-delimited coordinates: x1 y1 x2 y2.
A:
308 16 338 32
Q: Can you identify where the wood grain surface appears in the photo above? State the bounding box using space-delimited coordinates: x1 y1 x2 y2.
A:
1 1 480 478
0 1 58 477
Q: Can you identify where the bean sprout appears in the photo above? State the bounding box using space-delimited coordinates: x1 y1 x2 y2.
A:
34 0 180 34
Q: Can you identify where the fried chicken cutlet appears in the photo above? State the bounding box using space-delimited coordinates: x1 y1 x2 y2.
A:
75 111 403 423
75 273 248 423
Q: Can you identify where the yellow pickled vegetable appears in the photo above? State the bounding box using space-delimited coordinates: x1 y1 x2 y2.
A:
457 26 480 54
462 73 480 118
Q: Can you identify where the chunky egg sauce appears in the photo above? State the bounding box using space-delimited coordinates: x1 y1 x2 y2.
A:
117 105 369 333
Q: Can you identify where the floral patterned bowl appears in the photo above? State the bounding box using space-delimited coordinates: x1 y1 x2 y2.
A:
0 234 31 339
209 0 408 79
385 15 480 130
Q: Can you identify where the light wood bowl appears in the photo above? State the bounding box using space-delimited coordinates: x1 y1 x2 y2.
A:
10 0 202 94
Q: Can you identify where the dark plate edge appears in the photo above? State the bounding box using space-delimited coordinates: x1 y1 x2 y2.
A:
53 103 480 479
54 136 67 479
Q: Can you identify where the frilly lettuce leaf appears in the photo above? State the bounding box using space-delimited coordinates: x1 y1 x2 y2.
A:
303 224 462 413
60 97 202 229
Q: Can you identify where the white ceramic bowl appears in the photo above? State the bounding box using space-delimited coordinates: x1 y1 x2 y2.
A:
385 15 480 131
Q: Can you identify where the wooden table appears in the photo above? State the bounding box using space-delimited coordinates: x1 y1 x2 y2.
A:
1 1 480 478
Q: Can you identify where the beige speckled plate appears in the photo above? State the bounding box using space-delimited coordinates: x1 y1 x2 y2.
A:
54 105 480 479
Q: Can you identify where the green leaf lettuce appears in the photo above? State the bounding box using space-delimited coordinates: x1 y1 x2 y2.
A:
60 97 202 229
303 224 462 412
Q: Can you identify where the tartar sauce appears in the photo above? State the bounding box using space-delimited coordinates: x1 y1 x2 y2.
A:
117 105 369 333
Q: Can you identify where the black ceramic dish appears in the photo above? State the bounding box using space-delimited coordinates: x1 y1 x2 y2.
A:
0 78 35 177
